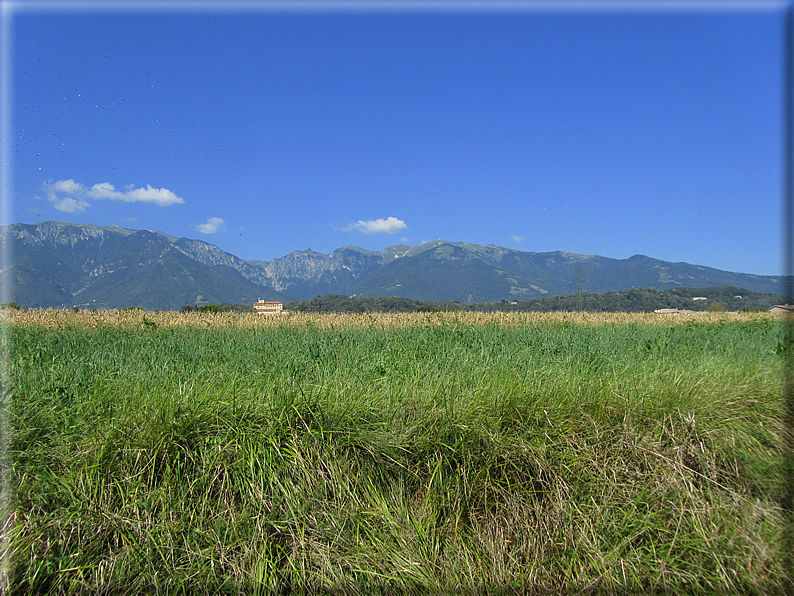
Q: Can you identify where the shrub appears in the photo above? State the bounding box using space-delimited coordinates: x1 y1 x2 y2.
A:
198 304 226 313
414 305 439 313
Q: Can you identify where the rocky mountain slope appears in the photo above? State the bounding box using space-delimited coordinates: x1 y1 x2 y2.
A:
2 221 287 310
1 221 786 309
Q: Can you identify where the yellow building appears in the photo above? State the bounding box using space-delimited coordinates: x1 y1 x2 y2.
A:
253 299 283 314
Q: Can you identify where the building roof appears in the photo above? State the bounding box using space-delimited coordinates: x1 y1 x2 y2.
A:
769 304 794 312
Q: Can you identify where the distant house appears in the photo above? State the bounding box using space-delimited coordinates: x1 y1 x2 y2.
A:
253 299 283 315
654 308 696 314
769 305 794 314
692 297 707 301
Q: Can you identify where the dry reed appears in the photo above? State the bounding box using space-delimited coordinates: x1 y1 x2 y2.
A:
5 307 779 330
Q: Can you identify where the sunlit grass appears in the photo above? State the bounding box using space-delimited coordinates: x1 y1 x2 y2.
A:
6 312 786 593
6 307 780 330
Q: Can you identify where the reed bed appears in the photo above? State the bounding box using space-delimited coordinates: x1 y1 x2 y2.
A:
5 311 787 594
5 307 779 331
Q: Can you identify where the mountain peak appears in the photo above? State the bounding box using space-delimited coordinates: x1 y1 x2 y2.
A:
3 221 786 308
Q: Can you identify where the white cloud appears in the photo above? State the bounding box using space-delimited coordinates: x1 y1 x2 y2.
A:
86 183 184 206
511 235 526 243
50 196 91 213
51 179 84 195
43 179 185 211
343 216 407 235
196 217 225 234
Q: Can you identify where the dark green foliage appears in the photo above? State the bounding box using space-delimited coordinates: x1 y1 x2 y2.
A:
286 286 792 314
503 286 791 313
180 303 251 314
197 304 226 313
414 305 439 312
218 302 256 314
286 294 449 313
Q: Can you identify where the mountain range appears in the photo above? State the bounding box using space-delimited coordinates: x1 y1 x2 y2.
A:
1 221 786 311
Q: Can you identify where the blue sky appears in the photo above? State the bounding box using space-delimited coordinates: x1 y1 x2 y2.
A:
4 0 786 275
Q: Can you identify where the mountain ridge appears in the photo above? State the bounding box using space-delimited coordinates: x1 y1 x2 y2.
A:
1 221 786 310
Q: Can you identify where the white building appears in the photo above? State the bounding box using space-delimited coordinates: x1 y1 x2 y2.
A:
253 299 283 315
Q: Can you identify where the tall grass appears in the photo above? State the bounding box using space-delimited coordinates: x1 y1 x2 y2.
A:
6 312 786 593
6 307 778 331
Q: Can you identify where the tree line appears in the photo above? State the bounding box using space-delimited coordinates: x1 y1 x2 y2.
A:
18 285 787 314
283 286 791 314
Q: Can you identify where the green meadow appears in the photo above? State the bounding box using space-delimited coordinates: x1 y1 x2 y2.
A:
5 312 787 594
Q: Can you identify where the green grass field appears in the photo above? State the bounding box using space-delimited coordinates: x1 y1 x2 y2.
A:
4 312 788 594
